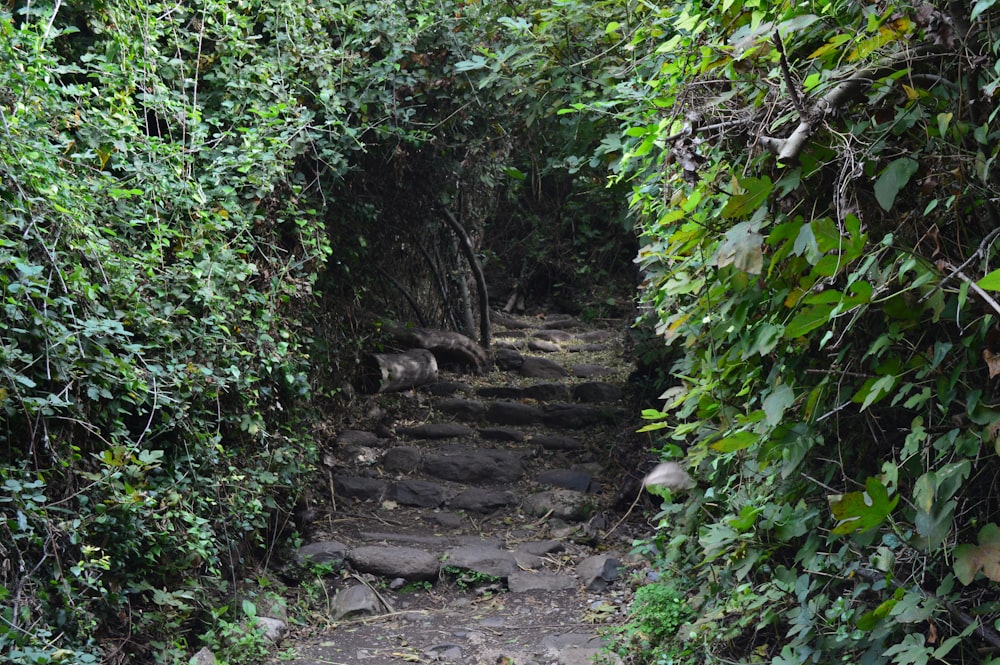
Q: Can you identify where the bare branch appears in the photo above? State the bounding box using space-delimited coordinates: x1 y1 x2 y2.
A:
773 30 806 117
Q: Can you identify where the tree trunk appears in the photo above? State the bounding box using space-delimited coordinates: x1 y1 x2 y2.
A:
440 207 491 349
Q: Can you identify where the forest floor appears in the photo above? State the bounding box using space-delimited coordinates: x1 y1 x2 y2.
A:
268 309 654 665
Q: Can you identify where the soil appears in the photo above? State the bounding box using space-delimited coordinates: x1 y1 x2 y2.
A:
267 310 655 665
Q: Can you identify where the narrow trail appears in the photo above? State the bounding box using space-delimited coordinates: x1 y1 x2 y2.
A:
276 310 642 665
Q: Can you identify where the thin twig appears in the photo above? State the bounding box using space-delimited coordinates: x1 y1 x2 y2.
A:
773 30 806 116
936 260 1000 319
922 226 1000 302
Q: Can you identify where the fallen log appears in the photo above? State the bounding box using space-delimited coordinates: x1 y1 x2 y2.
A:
360 349 438 394
390 327 489 371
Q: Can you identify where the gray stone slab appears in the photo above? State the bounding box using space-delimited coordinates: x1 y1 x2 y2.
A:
520 356 568 379
486 401 544 426
532 330 575 342
536 469 596 493
522 383 572 401
347 545 440 581
542 403 608 428
494 348 524 370
528 339 561 353
573 381 624 403
336 430 380 446
522 489 596 521
576 553 622 590
448 488 516 513
441 545 518 579
508 572 578 592
478 427 525 442
571 363 615 378
382 446 422 472
422 449 524 484
397 422 474 439
295 540 349 566
392 479 450 507
531 434 583 451
334 476 389 501
435 397 488 418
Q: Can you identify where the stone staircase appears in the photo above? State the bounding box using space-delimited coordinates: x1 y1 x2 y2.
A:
277 311 636 665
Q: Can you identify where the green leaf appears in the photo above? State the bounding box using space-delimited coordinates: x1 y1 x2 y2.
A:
762 384 794 427
977 268 1000 291
784 304 835 339
829 477 899 534
721 176 772 219
873 157 919 211
711 431 760 452
972 0 998 22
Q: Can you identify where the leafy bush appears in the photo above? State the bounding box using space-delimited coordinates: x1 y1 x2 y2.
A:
606 581 694 665
563 0 1000 663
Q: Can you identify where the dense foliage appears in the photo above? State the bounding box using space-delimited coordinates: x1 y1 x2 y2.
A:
10 0 1000 663
0 0 629 662
595 1 1000 663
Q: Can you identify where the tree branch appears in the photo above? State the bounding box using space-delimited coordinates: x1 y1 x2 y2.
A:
440 207 491 349
759 44 944 164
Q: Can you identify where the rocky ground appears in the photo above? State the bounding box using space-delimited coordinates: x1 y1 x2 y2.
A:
260 311 654 665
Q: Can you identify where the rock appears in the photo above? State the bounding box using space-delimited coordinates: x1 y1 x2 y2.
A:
189 647 216 665
422 380 472 396
571 363 615 378
528 339 561 353
476 386 524 399
422 450 524 484
543 403 607 428
485 401 544 426
392 479 450 507
449 488 516 513
531 434 583 451
397 423 474 439
493 339 525 350
295 540 349 566
573 381 624 403
428 511 465 528
523 489 597 521
532 329 574 342
336 430 380 446
330 584 385 620
494 348 524 370
568 343 608 353
478 427 525 442
347 546 440 581
435 397 488 418
517 540 566 556
541 317 579 330
520 356 568 379
382 446 422 472
578 330 614 342
255 616 287 642
576 553 622 590
536 469 596 493
508 572 577 592
442 545 519 579
341 444 379 465
522 383 571 401
423 644 463 661
334 476 389 501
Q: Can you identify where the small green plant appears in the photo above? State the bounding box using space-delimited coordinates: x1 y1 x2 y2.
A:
398 580 432 594
200 600 271 665
605 582 694 665
441 566 502 592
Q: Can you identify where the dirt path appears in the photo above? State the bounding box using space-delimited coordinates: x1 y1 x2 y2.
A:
274 311 640 665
